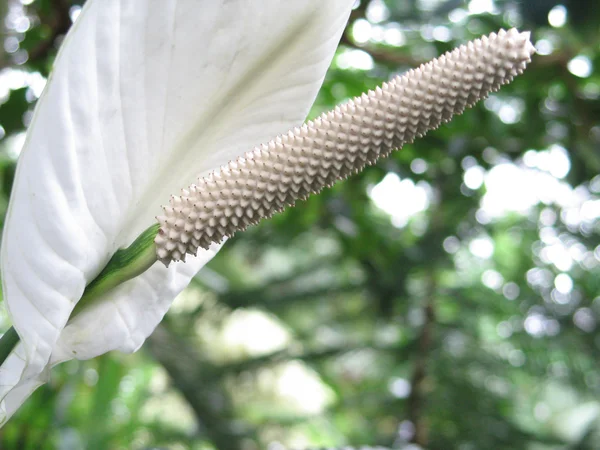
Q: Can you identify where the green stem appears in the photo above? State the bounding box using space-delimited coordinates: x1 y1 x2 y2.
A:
0 327 19 365
0 223 160 366
71 223 160 316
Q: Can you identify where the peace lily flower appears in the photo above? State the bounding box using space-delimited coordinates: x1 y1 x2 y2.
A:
0 0 356 422
0 0 535 424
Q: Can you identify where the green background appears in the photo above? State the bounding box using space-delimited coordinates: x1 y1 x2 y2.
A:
0 0 599 449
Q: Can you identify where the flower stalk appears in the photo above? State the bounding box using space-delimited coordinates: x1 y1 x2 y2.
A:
70 223 161 316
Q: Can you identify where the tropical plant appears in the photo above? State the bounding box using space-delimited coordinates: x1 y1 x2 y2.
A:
0 1 598 449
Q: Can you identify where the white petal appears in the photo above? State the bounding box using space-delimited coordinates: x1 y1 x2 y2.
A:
0 342 47 425
0 0 353 414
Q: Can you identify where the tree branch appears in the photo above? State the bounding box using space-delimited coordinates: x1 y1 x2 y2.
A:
209 341 413 380
340 2 421 68
220 283 361 310
339 32 421 67
406 285 436 447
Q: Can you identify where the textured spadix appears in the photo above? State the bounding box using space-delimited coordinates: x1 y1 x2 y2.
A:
156 28 535 265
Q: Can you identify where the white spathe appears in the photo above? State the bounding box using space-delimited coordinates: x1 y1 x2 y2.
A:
0 0 354 423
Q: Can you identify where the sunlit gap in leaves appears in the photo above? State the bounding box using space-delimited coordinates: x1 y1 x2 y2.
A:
367 133 599 345
214 310 333 415
368 173 431 230
170 289 334 416
336 49 374 71
567 55 593 78
4 0 31 66
0 69 47 157
548 4 568 28
476 143 598 339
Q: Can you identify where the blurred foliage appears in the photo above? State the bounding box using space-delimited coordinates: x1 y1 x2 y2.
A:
0 0 599 449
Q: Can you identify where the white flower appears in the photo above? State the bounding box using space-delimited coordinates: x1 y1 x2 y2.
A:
0 0 355 423
0 0 535 425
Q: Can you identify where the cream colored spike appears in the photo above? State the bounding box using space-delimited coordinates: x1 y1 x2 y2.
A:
156 28 535 265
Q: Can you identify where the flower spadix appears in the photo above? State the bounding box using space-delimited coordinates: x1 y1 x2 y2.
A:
0 0 355 423
156 28 535 265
